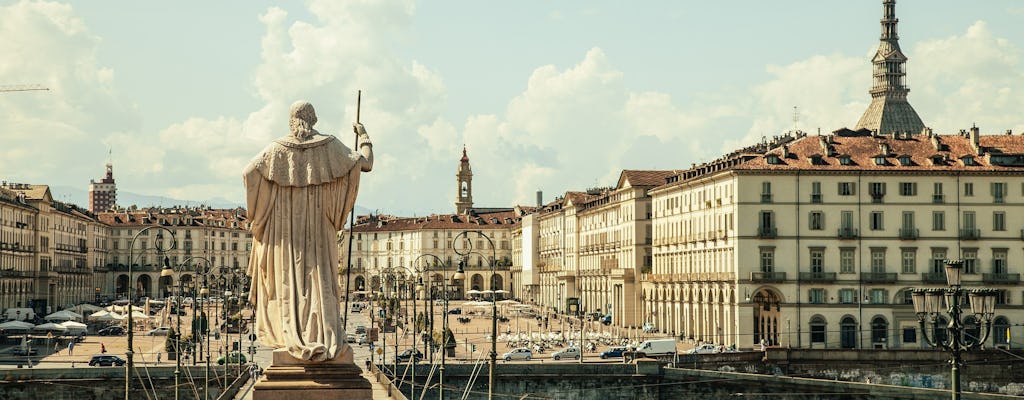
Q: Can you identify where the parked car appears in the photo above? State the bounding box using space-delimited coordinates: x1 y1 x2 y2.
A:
147 327 172 336
346 333 358 343
501 347 533 361
89 355 126 366
354 325 367 335
551 347 580 361
600 346 629 359
447 308 462 315
217 351 247 365
600 315 612 325
395 349 423 363
357 334 369 345
97 326 125 336
686 343 722 354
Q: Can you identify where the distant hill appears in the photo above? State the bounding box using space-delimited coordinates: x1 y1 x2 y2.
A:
49 185 371 217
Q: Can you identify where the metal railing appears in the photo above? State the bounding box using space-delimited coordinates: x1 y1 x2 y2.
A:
799 272 837 282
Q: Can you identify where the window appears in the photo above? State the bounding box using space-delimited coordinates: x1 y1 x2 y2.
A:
899 182 917 196
871 249 886 272
809 289 826 304
839 288 856 304
933 182 944 203
761 182 772 203
766 154 782 165
871 289 888 304
993 249 1008 274
930 249 947 273
810 316 827 344
870 211 884 230
992 182 1007 203
874 156 887 166
869 182 886 202
810 248 824 273
839 155 854 166
903 327 917 344
811 182 822 203
993 212 1006 231
759 211 775 236
901 248 916 274
809 211 824 230
838 182 856 196
932 211 945 231
963 249 978 274
759 248 774 273
898 155 912 166
840 248 855 274
964 182 974 196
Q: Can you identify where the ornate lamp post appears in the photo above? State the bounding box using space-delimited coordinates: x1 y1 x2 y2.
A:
453 230 497 400
911 259 999 400
410 253 443 400
125 227 176 400
160 256 212 400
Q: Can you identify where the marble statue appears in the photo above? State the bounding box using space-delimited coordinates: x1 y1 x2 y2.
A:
244 100 373 362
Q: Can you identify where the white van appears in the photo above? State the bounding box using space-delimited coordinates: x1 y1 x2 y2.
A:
634 338 676 357
4 308 35 321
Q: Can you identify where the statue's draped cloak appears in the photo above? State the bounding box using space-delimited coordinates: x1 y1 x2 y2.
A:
244 134 361 362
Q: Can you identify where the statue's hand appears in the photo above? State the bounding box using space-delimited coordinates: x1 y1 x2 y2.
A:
353 122 368 137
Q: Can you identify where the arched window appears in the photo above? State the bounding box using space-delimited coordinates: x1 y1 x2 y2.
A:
993 317 1010 347
810 316 827 344
840 316 858 349
871 316 888 346
963 316 980 344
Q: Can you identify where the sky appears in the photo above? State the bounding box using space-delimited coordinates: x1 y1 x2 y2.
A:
2 0 1023 216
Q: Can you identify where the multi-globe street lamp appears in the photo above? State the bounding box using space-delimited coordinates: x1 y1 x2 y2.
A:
160 255 212 400
410 253 444 400
911 259 999 400
452 230 497 400
125 226 176 400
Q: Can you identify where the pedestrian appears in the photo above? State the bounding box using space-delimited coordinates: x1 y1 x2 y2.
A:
101 343 107 354
68 341 75 356
157 352 162 364
249 364 259 381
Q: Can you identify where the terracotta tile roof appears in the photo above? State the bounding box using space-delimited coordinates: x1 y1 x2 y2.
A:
618 170 679 188
351 210 522 233
97 207 248 227
733 129 1024 172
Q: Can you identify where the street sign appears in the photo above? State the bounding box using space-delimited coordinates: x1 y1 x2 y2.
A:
249 333 257 341
376 348 383 355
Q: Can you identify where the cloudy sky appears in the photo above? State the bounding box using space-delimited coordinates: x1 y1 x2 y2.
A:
2 0 1023 216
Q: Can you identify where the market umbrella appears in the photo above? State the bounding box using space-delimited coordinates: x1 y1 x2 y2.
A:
59 321 88 335
130 310 151 320
0 320 35 332
44 310 83 322
64 304 103 314
32 322 68 332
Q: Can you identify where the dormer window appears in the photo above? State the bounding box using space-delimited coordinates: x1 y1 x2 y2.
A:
874 156 887 166
766 154 783 165
839 155 854 166
961 156 977 166
930 155 945 165
809 154 826 165
898 155 913 166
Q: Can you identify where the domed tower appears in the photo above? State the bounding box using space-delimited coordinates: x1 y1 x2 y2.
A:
455 145 473 214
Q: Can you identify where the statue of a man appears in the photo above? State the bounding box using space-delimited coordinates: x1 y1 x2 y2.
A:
244 100 373 362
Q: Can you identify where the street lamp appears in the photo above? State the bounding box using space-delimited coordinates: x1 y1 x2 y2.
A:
453 230 497 400
911 259 999 400
410 253 444 400
125 226 176 400
161 256 212 400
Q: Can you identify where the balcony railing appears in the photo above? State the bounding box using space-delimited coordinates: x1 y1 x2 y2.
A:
921 272 947 283
810 194 822 203
861 272 897 283
761 194 773 203
837 227 858 239
959 228 980 240
757 227 777 238
932 194 944 204
982 273 1020 284
799 271 837 282
750 271 787 282
899 228 919 240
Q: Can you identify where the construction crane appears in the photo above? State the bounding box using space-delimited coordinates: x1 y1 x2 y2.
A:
0 84 49 93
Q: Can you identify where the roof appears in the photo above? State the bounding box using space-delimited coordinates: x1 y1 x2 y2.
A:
617 170 679 188
97 206 248 228
352 210 522 233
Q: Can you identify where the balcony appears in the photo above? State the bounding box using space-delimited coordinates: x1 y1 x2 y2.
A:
932 194 944 204
761 194 773 203
959 228 980 240
810 193 822 203
750 271 787 282
921 272 947 283
861 272 897 283
757 227 777 239
982 273 1020 284
898 228 919 240
837 227 858 239
799 271 837 282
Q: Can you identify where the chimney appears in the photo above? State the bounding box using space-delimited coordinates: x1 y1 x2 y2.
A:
969 126 980 154
536 190 543 207
781 145 790 158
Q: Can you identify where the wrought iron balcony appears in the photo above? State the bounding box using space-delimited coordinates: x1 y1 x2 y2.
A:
932 194 944 204
898 228 919 240
921 272 947 283
750 271 787 282
837 227 858 239
860 272 897 283
799 271 837 282
959 228 980 240
757 227 777 238
982 273 1020 284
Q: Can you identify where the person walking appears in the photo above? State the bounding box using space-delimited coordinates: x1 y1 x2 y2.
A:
101 343 107 354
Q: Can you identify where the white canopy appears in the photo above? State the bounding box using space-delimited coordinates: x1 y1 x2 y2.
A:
497 299 519 305
64 304 103 314
32 322 68 332
59 321 87 329
130 310 151 319
0 320 35 331
44 310 83 321
466 289 482 295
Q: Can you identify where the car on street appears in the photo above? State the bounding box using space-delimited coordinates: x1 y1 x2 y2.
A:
357 333 369 344
551 347 580 361
217 351 247 365
600 315 612 325
686 343 722 354
89 355 126 366
395 349 423 363
97 326 125 336
501 347 533 361
346 333 358 343
147 327 172 336
354 325 367 335
447 308 462 315
600 346 629 359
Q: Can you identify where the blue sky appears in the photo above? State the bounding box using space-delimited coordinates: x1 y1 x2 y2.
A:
2 0 1023 215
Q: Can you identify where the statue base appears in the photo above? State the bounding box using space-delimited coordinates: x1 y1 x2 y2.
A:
253 349 372 400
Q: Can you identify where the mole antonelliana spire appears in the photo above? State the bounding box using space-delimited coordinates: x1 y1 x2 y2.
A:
854 0 926 135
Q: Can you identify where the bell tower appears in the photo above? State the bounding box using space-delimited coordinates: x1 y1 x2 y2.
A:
455 145 473 214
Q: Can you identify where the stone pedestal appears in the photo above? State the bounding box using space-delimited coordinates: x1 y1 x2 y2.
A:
253 349 372 400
